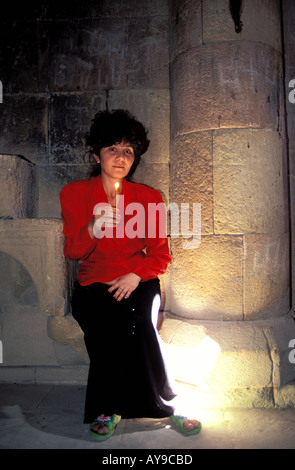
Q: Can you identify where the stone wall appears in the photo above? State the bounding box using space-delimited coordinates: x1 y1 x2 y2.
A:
0 0 295 407
0 0 172 383
0 0 170 217
0 155 38 218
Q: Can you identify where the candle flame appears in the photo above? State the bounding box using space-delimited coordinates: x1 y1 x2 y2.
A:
115 182 119 190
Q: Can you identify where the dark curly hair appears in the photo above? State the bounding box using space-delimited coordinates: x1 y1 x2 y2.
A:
85 109 150 179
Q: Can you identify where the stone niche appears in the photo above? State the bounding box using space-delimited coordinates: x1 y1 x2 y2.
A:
0 154 88 383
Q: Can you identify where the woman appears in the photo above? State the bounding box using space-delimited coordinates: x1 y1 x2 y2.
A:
60 109 201 440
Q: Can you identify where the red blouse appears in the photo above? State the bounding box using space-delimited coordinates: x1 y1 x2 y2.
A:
60 176 172 285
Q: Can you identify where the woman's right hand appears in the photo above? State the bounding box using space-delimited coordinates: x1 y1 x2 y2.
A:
88 205 121 239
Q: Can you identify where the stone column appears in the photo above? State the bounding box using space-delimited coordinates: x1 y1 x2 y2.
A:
162 0 295 407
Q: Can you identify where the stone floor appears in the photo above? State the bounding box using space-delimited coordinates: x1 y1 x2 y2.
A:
0 383 295 451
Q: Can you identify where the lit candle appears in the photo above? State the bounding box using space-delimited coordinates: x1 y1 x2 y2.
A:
114 182 119 210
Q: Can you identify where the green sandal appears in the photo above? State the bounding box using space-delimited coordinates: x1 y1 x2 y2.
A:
171 415 202 436
90 414 121 440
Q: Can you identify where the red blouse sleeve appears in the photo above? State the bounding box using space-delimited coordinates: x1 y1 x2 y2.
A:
60 182 98 261
130 188 172 280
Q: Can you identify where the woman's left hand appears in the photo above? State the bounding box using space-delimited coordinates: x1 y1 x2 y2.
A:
106 273 141 301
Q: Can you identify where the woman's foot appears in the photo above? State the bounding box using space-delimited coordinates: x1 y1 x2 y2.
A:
182 418 201 432
90 414 121 440
170 415 202 436
91 420 108 436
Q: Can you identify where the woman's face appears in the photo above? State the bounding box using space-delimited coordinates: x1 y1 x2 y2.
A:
95 140 135 181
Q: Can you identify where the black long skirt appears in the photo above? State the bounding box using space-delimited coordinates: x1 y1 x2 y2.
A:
71 278 176 423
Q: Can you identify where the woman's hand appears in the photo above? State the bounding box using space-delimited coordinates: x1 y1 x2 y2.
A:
88 205 120 239
106 273 141 301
